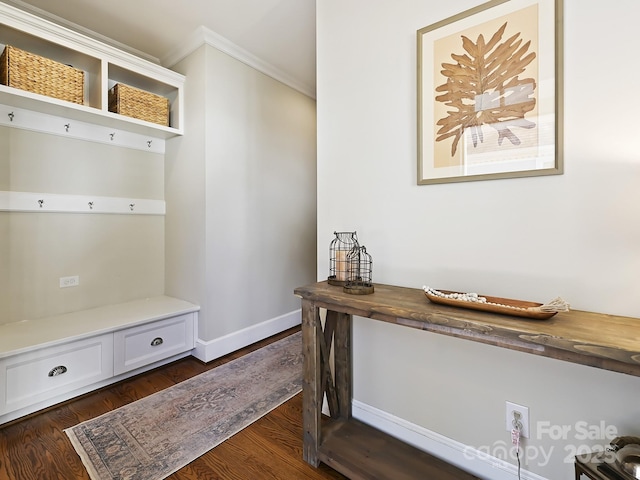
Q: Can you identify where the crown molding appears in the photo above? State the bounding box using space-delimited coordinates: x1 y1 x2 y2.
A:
161 26 316 100
0 1 184 85
0 0 159 64
1 1 314 99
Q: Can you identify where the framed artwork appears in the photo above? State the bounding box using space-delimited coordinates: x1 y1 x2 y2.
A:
417 0 563 185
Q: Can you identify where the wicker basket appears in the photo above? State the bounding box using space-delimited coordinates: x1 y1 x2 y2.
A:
108 83 169 126
0 45 84 104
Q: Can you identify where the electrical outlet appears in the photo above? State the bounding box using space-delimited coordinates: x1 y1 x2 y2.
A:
59 275 80 288
506 401 529 438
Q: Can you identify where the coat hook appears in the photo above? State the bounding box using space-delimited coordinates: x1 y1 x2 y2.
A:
8 112 14 122
38 199 44 208
129 203 135 211
64 123 70 132
88 201 94 210
109 133 115 141
147 140 152 148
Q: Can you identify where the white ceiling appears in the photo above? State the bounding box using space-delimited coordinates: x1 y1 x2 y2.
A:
4 0 317 97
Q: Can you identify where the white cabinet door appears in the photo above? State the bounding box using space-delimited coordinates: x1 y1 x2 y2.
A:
0 334 114 415
113 313 195 375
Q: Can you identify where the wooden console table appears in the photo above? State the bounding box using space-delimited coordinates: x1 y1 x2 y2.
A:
294 281 640 480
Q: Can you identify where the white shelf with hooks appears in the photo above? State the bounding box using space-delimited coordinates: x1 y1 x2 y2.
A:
0 191 165 215
0 103 166 153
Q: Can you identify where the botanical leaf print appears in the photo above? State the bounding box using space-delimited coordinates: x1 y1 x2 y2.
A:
435 22 537 156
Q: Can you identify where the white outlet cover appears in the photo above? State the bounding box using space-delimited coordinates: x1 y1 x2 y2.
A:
506 401 530 438
59 275 80 288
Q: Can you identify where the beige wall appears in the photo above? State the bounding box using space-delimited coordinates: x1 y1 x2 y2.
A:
1 127 165 324
0 212 8 321
317 1 640 479
0 127 8 321
0 127 8 190
166 44 317 342
165 45 209 333
5 129 163 198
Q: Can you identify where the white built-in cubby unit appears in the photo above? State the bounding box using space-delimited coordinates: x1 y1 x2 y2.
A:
0 296 199 425
0 2 184 138
0 4 198 424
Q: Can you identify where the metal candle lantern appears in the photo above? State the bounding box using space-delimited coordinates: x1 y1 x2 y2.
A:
328 231 359 286
344 245 374 295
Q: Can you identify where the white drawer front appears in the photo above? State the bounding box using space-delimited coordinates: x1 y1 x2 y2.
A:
113 313 195 375
0 334 114 414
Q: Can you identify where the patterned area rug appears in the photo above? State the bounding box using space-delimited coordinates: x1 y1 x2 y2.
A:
65 332 302 480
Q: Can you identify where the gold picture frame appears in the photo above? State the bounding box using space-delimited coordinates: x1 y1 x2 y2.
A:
417 0 563 185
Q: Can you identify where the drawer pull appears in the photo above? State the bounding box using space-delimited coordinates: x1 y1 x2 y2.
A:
48 365 68 377
150 337 164 347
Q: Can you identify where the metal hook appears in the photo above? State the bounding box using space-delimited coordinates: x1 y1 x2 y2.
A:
109 133 115 141
64 123 70 132
38 199 44 208
129 203 135 211
8 112 14 122
147 140 152 148
88 201 94 210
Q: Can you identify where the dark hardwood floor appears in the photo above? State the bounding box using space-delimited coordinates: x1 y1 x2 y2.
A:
0 327 347 480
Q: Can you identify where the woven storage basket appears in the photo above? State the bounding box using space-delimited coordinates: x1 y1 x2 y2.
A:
0 45 84 104
108 83 169 126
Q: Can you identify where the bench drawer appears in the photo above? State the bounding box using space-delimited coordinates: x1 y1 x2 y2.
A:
0 334 114 414
113 313 195 375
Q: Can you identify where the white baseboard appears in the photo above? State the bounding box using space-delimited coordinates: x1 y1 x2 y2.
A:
352 400 549 480
192 309 301 363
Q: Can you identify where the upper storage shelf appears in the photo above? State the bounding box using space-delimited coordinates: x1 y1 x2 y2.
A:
0 3 184 139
